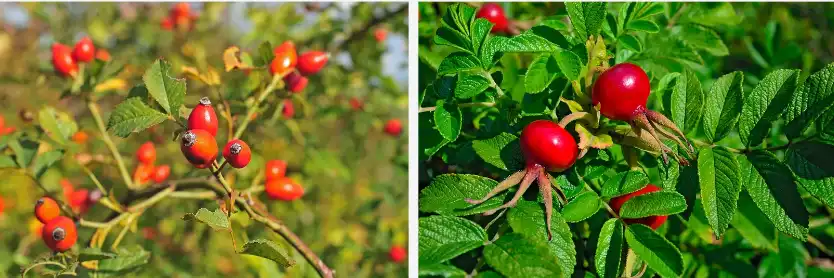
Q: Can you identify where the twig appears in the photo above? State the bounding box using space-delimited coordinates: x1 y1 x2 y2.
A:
328 3 407 53
87 101 134 189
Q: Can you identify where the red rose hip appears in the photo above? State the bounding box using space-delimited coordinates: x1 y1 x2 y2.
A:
180 129 219 167
609 184 668 230
476 3 510 34
223 139 251 168
136 141 157 164
265 160 287 181
270 41 297 76
520 120 578 172
42 216 77 252
265 177 304 201
297 51 328 76
52 43 78 77
282 99 295 118
389 245 406 263
35 197 61 224
384 119 402 137
592 63 651 121
188 97 219 136
152 165 171 183
284 72 309 93
72 36 95 63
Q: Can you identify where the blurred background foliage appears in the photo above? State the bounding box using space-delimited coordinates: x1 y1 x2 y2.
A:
0 2 407 277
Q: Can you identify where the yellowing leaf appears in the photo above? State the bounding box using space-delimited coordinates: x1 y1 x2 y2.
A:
576 123 613 149
223 46 243 72
94 78 127 93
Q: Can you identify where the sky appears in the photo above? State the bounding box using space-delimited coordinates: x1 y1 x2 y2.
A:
0 2 408 90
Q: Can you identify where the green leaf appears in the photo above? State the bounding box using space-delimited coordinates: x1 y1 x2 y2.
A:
496 26 566 53
697 147 741 238
418 264 468 278
471 18 492 55
438 52 481 75
556 50 583 81
31 150 64 178
524 54 560 93
418 215 487 264
595 219 624 278
601 170 649 198
741 151 809 240
419 174 509 216
256 41 274 67
106 98 168 138
38 106 78 146
702 71 744 142
681 3 739 28
565 2 609 40
95 245 151 274
785 140 834 208
731 191 777 251
617 34 642 52
433 100 462 141
561 191 601 223
240 239 295 268
435 27 473 54
671 69 704 133
625 224 684 278
627 19 660 33
737 69 799 147
483 233 563 278
472 133 524 171
142 59 186 115
619 191 687 218
679 24 729 56
8 139 39 168
455 73 491 99
182 208 230 230
784 63 834 139
507 200 576 277
78 248 117 262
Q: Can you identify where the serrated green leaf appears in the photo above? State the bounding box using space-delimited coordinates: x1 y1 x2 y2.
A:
556 50 582 81
257 41 274 67
419 174 509 216
420 113 449 161
471 18 492 55
681 3 739 28
434 100 462 141
95 245 150 274
418 264 468 278
182 208 230 230
627 19 659 33
419 215 487 264
697 147 741 238
455 73 490 99
507 200 576 276
601 170 649 198
483 233 562 278
38 106 78 146
595 219 624 278
78 248 117 262
472 133 524 171
671 69 703 133
524 54 560 93
496 26 566 53
240 239 294 268
143 59 186 115
785 140 834 208
561 191 601 223
703 71 744 142
679 24 729 56
738 69 799 147
619 191 687 218
618 34 642 52
731 191 777 251
106 98 168 138
8 139 39 168
438 52 481 75
784 63 834 139
435 27 474 54
31 150 63 178
625 224 684 278
741 150 809 240
565 2 608 40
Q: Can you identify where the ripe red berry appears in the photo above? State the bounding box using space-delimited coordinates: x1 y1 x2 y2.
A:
223 139 251 169
133 162 155 185
264 160 287 181
161 17 174 30
374 28 388 43
349 97 364 111
136 141 157 164
592 63 651 121
60 179 75 201
0 195 4 216
188 97 219 136
72 36 95 63
264 177 304 201
384 119 403 137
69 189 90 214
282 72 308 93
152 165 171 183
96 49 111 62
51 43 78 77
297 51 328 76
42 216 77 252
520 120 578 172
0 126 14 136
180 129 219 167
171 3 191 20
476 3 510 34
72 130 89 144
282 99 295 118
609 184 668 230
389 245 407 263
270 41 297 76
34 197 61 224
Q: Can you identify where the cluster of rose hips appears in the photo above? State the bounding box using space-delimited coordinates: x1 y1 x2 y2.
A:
263 160 304 201
34 197 77 252
60 179 100 215
268 41 328 94
161 3 197 31
51 36 100 78
132 142 171 185
179 97 252 169
0 115 16 136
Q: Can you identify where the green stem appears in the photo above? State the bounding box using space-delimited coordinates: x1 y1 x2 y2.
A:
233 74 283 140
87 101 134 189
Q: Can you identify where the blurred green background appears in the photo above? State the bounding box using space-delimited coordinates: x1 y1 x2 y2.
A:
0 2 408 277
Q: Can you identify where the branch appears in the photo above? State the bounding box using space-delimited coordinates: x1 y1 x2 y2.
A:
87 101 135 189
329 3 407 52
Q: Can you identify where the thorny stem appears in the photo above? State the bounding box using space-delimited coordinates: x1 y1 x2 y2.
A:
419 102 495 112
87 101 134 189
